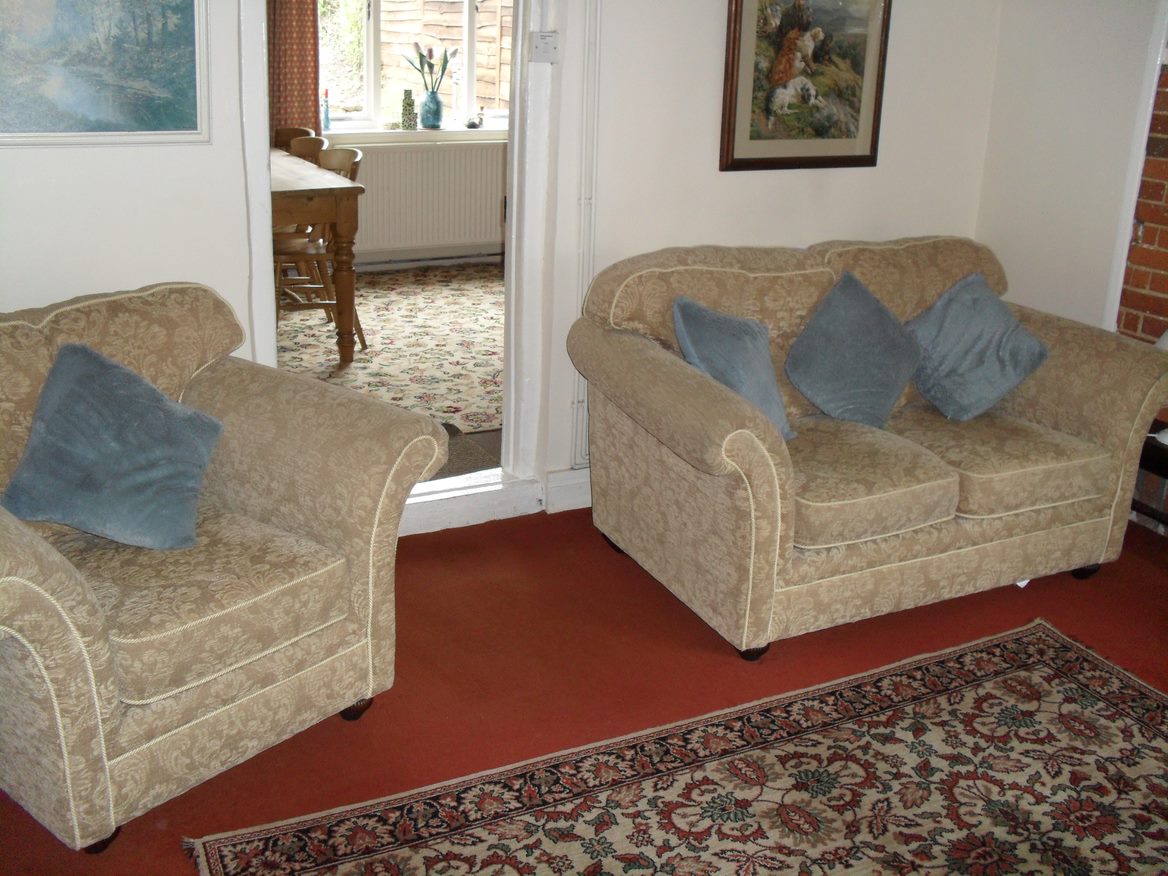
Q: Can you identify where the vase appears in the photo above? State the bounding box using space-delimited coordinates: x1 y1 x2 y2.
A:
420 90 442 130
401 89 417 130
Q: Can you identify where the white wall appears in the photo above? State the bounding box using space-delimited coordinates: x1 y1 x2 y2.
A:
976 0 1168 328
0 0 272 362
589 1 999 264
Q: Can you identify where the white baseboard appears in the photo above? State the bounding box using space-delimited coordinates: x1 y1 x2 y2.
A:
399 466 592 535
401 469 543 535
545 467 592 513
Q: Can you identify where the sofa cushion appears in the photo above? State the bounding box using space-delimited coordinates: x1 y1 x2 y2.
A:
887 405 1111 518
39 507 349 704
672 296 795 440
0 283 243 489
2 345 222 550
786 416 959 549
785 273 920 429
905 273 1048 421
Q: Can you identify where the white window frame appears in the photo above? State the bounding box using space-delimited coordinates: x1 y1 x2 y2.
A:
323 0 507 136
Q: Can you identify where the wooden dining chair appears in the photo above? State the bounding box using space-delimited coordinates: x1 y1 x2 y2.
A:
317 147 363 182
289 135 329 164
273 126 314 151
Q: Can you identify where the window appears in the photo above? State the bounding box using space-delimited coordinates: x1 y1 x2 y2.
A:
318 0 513 132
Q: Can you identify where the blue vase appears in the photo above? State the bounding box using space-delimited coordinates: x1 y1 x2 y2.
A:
420 90 442 129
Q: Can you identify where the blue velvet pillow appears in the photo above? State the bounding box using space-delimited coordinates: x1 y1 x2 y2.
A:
1 344 222 549
905 273 1048 421
784 272 920 429
673 296 796 440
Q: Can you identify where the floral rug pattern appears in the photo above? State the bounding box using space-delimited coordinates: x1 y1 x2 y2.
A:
276 264 504 434
188 621 1168 875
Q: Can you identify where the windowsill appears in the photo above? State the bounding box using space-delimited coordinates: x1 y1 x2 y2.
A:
323 121 508 146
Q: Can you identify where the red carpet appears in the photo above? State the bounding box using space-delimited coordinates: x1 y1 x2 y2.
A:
1 510 1165 874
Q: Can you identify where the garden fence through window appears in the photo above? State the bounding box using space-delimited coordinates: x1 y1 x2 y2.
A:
318 0 513 131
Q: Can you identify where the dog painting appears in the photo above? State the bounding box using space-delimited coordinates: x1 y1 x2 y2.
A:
721 0 891 170
756 1 875 139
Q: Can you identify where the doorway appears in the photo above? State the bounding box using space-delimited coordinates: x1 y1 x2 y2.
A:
264 0 520 484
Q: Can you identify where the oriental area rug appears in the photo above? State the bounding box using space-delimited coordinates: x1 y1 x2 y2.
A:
276 263 504 434
186 621 1168 875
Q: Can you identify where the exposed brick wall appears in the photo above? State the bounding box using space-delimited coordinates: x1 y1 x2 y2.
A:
1123 66 1168 531
1122 66 1168 345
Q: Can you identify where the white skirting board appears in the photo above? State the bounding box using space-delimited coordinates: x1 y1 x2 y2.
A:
400 467 592 535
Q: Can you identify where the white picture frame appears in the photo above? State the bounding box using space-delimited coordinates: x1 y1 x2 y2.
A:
0 0 210 147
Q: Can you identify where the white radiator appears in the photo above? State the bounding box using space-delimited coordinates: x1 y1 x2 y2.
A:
353 140 507 264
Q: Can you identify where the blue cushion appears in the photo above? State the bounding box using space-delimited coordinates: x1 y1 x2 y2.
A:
784 272 920 429
673 296 796 440
906 273 1048 421
1 344 222 549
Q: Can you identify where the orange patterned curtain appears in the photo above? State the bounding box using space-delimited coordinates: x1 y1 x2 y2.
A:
267 0 321 139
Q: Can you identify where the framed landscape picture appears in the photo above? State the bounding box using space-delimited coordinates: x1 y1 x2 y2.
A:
720 0 891 171
0 0 209 146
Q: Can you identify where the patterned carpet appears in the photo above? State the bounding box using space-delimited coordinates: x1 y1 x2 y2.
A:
276 263 504 435
187 620 1168 874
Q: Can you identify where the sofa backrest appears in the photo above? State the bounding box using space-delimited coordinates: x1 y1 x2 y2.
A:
583 236 1007 420
809 237 1008 321
0 283 244 488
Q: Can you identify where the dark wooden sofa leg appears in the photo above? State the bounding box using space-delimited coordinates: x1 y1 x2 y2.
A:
1071 564 1101 580
339 698 374 721
601 533 625 555
83 826 121 854
738 645 770 662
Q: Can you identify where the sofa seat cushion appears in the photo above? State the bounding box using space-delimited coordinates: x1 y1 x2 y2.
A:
887 405 1111 519
786 416 959 549
36 507 349 704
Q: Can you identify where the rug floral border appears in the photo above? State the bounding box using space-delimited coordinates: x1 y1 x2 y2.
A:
188 620 1167 874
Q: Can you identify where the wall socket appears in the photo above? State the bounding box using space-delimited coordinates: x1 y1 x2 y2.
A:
530 31 561 64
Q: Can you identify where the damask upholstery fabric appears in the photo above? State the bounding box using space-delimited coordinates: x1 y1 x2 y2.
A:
568 236 1168 658
581 246 836 421
0 284 448 850
44 508 349 704
888 405 1111 519
810 236 1009 322
785 416 957 548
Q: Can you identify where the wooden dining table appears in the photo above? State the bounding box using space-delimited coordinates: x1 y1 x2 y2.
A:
270 148 365 364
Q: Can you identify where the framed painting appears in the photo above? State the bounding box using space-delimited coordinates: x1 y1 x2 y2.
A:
719 0 891 171
0 0 209 146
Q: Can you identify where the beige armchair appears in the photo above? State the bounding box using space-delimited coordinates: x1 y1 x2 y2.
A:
0 283 447 851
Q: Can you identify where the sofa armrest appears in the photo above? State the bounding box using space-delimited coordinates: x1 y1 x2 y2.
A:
182 357 448 690
567 318 792 477
0 507 122 848
185 356 447 549
1001 305 1168 450
999 305 1168 558
569 318 795 652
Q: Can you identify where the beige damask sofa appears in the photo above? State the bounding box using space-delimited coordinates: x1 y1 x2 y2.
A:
0 284 447 850
568 236 1168 658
